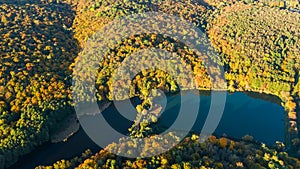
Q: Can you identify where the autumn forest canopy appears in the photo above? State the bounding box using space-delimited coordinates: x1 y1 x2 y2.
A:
0 0 300 168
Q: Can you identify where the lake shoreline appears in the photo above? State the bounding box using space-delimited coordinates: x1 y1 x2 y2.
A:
50 101 112 143
50 114 80 143
53 89 286 144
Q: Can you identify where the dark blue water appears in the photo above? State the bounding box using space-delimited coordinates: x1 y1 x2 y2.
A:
158 91 285 145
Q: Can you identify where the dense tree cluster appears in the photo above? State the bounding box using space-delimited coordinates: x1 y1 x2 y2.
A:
72 0 211 46
208 3 300 96
0 1 78 167
71 0 219 103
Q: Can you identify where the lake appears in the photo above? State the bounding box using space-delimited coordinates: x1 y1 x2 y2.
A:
158 91 285 144
9 91 285 169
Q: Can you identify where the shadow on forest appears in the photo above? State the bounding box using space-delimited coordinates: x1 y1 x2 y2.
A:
0 0 82 168
0 0 80 78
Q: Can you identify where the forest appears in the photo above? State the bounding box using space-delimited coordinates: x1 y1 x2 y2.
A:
0 0 300 168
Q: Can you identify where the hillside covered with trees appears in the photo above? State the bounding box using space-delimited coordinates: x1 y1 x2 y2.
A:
0 0 299 168
0 0 79 167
